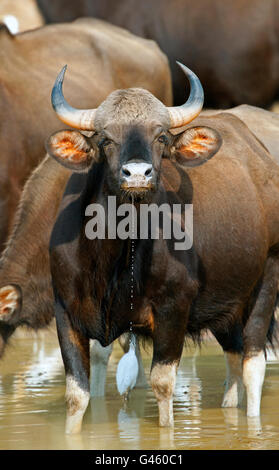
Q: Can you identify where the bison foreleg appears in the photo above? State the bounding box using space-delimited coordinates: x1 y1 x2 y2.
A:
150 312 186 427
150 361 178 427
55 303 90 434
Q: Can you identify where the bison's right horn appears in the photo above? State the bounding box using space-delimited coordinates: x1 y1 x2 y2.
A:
51 65 97 130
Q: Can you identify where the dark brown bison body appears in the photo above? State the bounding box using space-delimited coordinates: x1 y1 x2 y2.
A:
36 0 279 108
1 94 279 432
0 157 71 354
0 18 171 253
48 110 279 433
27 64 279 433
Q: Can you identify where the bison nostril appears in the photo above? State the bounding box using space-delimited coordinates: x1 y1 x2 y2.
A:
145 167 152 176
122 167 131 177
121 163 153 179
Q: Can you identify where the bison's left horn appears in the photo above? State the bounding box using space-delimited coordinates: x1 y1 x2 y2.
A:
167 62 204 129
51 65 97 130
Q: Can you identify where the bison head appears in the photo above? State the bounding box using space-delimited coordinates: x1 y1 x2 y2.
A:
46 63 222 201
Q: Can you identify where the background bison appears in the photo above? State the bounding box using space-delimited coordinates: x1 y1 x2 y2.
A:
36 0 279 108
0 18 171 254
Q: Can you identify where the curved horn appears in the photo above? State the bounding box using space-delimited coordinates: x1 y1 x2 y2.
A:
51 65 97 130
168 62 204 129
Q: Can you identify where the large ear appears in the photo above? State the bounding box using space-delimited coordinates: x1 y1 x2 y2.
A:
0 284 21 321
45 130 96 172
0 22 14 37
171 126 222 167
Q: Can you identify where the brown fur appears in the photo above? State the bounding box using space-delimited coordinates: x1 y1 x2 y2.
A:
0 156 70 334
2 100 279 430
0 17 172 252
37 0 279 107
1 109 279 353
45 99 279 431
47 109 279 354
0 0 44 32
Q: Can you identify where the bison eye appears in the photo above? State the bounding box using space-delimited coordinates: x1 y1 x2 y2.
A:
157 134 169 145
101 138 113 147
98 138 114 153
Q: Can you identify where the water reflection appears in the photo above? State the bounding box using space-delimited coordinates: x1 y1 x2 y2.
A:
0 333 279 450
24 345 62 389
118 407 140 442
222 407 240 429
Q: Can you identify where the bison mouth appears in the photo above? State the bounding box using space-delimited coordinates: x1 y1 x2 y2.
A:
120 181 156 202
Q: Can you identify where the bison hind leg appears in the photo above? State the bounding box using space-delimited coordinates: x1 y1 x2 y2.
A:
212 322 245 409
243 256 279 417
222 351 244 408
90 340 113 397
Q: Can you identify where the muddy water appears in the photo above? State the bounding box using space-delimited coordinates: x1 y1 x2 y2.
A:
0 330 279 450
